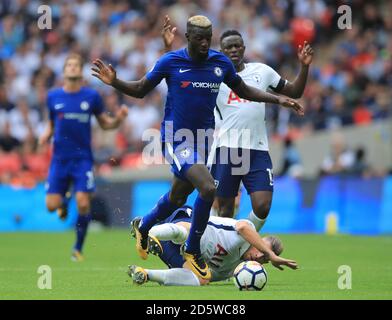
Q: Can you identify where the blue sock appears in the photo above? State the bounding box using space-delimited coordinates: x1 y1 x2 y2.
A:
139 192 180 236
74 214 91 253
185 195 213 254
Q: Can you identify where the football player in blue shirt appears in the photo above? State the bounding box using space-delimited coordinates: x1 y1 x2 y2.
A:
40 53 128 261
91 16 303 279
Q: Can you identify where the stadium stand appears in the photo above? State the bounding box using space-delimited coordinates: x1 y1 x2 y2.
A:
0 0 391 184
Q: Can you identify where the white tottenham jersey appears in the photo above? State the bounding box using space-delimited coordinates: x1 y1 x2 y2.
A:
200 216 255 282
214 63 284 151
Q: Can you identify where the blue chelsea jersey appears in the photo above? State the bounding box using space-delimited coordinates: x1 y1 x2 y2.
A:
146 48 241 142
47 87 104 160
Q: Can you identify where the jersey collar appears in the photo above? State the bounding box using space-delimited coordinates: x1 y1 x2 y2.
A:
184 48 212 61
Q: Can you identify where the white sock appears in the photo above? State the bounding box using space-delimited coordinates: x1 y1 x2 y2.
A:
248 210 266 231
149 223 188 244
147 268 200 286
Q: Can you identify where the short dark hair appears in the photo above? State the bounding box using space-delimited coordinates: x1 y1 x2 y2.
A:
220 30 243 42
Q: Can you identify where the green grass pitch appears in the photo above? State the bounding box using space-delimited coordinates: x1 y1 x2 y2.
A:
1 230 391 300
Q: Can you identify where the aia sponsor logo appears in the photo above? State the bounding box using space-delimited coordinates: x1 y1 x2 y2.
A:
227 90 250 104
210 244 228 268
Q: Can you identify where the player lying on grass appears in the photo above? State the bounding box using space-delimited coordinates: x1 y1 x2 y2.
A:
128 206 298 286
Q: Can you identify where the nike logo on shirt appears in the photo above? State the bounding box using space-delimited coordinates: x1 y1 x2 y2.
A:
179 68 191 73
54 104 64 110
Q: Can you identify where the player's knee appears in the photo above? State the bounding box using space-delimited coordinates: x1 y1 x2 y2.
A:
46 198 60 212
253 201 272 220
198 183 216 202
46 202 58 212
77 201 90 214
169 193 188 207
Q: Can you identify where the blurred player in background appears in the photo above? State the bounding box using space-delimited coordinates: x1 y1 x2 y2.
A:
92 15 303 280
128 205 298 286
162 16 313 230
39 53 128 261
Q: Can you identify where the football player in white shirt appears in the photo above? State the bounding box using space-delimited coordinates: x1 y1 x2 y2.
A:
161 17 313 230
128 206 298 286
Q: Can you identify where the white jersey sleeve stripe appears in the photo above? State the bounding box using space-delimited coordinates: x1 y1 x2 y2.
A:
207 220 236 231
165 142 182 171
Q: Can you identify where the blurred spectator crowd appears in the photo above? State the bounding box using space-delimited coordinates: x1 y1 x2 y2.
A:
0 0 391 186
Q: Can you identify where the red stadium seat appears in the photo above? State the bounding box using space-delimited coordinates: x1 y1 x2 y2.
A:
120 153 142 168
0 152 22 174
353 106 372 125
23 153 50 179
10 171 37 189
290 18 316 49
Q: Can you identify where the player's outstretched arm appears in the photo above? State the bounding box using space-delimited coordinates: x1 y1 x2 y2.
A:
279 41 314 99
231 79 305 115
96 104 128 130
236 221 298 271
91 59 155 98
161 15 176 52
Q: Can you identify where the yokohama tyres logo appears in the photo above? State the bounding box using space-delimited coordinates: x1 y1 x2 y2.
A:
180 81 220 89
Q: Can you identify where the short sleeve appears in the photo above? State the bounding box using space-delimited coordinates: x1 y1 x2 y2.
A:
93 91 105 116
146 54 171 87
264 64 286 93
223 58 242 88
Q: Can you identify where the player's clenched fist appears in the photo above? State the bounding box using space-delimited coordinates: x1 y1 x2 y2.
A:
91 59 116 85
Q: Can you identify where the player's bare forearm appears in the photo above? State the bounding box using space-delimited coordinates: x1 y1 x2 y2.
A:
280 64 309 99
232 80 304 115
232 80 280 104
39 121 54 146
47 121 54 136
236 222 275 259
232 81 304 115
91 59 153 98
111 77 152 99
237 222 298 270
280 41 313 98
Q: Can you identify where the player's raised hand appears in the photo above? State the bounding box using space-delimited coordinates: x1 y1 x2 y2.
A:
278 97 304 116
270 256 298 271
91 59 116 85
298 41 314 66
161 15 176 50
